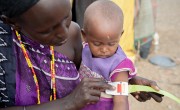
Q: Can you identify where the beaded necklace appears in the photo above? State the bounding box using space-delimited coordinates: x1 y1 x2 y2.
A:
15 30 56 104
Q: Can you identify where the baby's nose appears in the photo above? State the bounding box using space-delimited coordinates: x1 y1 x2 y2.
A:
101 47 108 53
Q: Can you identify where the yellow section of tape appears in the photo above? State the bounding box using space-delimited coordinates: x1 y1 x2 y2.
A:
129 85 180 104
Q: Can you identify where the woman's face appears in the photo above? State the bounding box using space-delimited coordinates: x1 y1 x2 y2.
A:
16 0 72 46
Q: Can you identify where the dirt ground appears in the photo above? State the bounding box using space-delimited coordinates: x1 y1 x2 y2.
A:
129 0 180 110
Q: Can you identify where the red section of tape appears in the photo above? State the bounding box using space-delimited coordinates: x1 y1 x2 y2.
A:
117 84 122 93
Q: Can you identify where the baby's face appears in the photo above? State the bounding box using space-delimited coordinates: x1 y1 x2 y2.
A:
84 22 123 58
87 35 120 58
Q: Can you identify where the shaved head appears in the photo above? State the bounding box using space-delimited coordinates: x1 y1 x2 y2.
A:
82 0 124 58
83 0 123 34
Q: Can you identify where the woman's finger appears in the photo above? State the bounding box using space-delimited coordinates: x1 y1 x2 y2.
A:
138 92 151 101
131 93 143 102
81 78 115 91
149 92 163 102
135 94 144 102
88 89 102 97
149 81 160 91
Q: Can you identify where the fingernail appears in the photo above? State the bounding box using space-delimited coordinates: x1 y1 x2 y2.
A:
135 95 139 99
112 86 116 90
155 86 160 91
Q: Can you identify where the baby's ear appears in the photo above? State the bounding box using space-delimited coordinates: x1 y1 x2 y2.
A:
81 29 87 42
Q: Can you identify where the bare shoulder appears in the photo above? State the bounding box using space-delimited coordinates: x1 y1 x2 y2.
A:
69 21 81 40
54 22 82 65
69 21 82 69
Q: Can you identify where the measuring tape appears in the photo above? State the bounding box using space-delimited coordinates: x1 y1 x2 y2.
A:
105 82 180 104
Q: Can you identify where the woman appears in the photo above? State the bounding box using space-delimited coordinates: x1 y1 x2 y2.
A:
0 0 163 109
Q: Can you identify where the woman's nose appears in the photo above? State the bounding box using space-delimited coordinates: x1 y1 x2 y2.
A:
55 23 69 39
62 23 69 35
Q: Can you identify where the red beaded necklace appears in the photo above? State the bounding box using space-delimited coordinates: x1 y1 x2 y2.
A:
15 30 57 104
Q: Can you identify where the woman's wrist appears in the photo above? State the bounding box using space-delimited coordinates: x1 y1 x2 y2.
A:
61 94 79 110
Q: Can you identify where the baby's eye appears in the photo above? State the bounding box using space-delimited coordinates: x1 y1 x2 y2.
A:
108 42 116 46
93 42 101 46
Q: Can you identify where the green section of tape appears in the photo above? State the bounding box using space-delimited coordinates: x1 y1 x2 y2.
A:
129 85 180 104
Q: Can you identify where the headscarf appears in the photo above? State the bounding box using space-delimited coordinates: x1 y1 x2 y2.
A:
0 0 39 18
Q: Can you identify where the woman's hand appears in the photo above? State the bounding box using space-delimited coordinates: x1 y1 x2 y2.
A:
129 76 164 102
66 78 114 109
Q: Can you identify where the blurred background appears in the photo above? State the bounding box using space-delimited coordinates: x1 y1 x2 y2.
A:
129 0 180 110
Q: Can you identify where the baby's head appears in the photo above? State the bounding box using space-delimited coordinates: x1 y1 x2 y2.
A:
82 0 124 58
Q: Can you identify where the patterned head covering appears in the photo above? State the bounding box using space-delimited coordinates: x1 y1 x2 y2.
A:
0 0 39 18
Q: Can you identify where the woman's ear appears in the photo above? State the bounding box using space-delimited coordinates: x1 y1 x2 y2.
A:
81 29 87 43
1 15 21 31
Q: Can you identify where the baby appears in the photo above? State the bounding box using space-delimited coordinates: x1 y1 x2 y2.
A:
79 0 136 110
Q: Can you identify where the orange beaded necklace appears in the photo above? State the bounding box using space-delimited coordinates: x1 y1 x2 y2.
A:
15 30 57 104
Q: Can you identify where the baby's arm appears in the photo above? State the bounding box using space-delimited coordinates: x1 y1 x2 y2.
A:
113 71 129 110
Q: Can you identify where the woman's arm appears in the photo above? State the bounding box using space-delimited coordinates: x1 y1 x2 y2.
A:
1 78 114 110
129 76 163 102
1 99 73 110
113 71 129 110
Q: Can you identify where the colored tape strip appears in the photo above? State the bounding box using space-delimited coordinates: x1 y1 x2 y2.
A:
129 85 180 104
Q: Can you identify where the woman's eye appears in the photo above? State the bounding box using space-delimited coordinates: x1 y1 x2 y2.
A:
65 18 71 27
39 29 52 35
65 13 72 27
